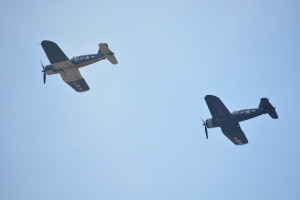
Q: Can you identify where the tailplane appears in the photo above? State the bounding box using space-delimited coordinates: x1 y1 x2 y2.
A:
259 98 278 119
98 43 118 64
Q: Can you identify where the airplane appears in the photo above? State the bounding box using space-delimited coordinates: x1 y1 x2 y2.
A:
40 40 118 92
202 95 278 145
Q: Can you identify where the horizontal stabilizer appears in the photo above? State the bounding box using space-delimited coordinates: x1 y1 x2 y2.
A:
267 109 278 119
106 54 118 64
259 98 278 119
98 43 118 64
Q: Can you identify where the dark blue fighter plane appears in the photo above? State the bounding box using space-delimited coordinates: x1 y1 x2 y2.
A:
202 95 278 145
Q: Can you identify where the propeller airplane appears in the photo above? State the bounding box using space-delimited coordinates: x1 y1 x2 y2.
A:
202 95 278 145
40 40 118 92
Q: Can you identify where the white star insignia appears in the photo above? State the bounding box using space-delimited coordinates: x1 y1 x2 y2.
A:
73 82 82 90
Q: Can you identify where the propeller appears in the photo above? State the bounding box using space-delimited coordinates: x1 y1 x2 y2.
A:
40 61 46 84
202 119 208 139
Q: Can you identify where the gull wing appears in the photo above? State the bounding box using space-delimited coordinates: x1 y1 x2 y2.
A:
60 68 90 92
220 122 248 145
205 95 231 119
41 40 69 64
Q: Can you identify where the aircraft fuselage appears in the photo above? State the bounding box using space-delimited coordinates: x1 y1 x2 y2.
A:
205 108 267 128
44 53 105 75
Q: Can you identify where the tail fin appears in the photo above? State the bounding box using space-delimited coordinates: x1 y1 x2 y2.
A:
98 43 118 64
259 98 278 119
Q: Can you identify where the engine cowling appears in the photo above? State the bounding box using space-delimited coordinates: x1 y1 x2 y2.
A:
44 65 58 75
206 118 219 128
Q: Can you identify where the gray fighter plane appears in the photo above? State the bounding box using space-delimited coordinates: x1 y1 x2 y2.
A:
40 40 118 92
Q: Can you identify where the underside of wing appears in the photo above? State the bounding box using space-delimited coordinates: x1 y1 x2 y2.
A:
220 122 248 145
41 40 69 64
60 68 90 92
205 95 231 119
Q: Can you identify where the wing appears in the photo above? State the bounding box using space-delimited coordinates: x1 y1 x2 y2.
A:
220 122 248 145
60 68 90 92
41 40 69 64
205 95 231 119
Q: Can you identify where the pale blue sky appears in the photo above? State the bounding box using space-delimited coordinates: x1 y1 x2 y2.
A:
1 0 300 199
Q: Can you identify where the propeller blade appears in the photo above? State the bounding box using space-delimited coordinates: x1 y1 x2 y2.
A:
43 72 46 84
202 118 208 139
40 60 45 70
40 60 46 84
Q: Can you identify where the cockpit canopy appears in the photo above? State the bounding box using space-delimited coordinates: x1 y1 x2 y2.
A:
71 56 80 64
71 56 78 61
232 109 241 113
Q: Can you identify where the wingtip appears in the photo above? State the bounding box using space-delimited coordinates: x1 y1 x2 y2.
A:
204 95 219 100
41 40 55 45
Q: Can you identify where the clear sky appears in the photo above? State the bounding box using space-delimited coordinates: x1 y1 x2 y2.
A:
1 0 300 199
